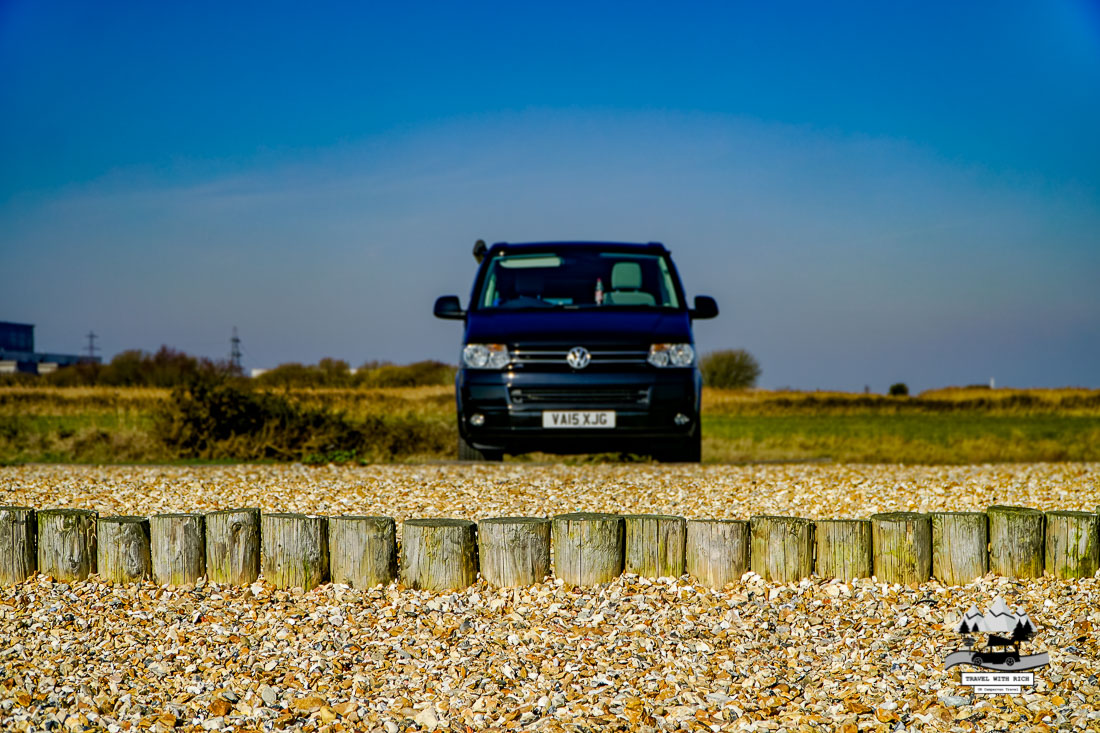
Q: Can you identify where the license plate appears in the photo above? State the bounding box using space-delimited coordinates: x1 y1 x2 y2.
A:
542 410 616 428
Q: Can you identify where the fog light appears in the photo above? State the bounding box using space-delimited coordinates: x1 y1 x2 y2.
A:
469 413 486 427
674 413 691 426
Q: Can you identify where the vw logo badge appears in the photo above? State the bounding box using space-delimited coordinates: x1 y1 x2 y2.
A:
566 346 591 369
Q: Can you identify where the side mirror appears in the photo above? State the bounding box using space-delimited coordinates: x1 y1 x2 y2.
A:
690 295 718 320
434 295 465 320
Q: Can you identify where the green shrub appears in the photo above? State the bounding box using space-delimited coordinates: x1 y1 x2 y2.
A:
37 363 101 386
27 346 232 387
155 372 452 461
701 349 761 390
253 358 455 389
356 360 456 388
889 382 909 396
14 348 454 390
253 362 334 388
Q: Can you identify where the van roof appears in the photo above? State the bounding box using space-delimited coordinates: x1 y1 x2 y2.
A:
488 241 669 255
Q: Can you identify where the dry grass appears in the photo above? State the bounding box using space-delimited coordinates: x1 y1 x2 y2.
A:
272 385 454 420
0 386 167 416
0 385 455 418
8 384 1097 416
704 386 1100 415
3 385 1099 464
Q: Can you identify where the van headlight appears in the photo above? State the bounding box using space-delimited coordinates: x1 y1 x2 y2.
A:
648 343 695 367
463 343 510 369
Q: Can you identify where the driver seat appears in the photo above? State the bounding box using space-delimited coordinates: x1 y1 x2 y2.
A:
506 270 543 303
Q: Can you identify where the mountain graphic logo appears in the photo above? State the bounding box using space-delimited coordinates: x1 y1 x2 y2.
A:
943 596 1050 672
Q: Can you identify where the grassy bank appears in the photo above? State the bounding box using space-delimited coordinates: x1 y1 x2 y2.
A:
701 387 1100 463
2 385 1098 464
702 414 1100 463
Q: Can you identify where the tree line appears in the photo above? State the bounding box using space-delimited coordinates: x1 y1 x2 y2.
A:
3 345 761 390
1 347 456 388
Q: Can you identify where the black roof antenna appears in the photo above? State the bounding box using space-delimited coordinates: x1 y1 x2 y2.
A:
473 239 488 263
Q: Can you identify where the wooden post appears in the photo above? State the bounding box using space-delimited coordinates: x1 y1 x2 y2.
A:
931 511 988 586
37 509 97 582
400 518 478 591
330 515 397 588
987 505 1044 579
870 512 931 585
96 516 151 583
552 512 624 586
749 515 813 583
150 513 205 586
0 506 36 584
205 508 260 585
1044 510 1099 579
262 513 329 591
477 517 550 588
685 519 749 588
624 514 686 578
814 519 871 581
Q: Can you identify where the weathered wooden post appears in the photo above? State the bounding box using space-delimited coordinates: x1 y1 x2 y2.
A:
552 512 624 586
330 515 397 588
931 511 988 586
151 513 205 586
1044 510 1099 579
38 508 97 581
814 519 871 581
205 508 260 585
96 516 151 583
624 514 686 578
262 513 329 590
400 518 477 591
870 512 931 585
685 519 749 588
0 506 36 584
988 505 1044 579
477 517 550 588
749 515 813 582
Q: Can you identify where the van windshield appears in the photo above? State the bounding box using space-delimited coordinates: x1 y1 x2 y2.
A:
476 251 681 310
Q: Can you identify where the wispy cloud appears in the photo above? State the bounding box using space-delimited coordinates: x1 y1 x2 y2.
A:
2 110 1097 389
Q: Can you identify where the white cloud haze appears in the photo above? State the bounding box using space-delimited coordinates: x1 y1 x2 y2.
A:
3 111 1097 391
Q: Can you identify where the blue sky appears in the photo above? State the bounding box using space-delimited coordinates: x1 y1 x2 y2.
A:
2 1 1098 390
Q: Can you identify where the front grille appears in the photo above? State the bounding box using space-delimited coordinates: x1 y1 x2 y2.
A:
510 387 650 406
511 348 648 367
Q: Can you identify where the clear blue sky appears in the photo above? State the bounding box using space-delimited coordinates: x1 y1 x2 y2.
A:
2 1 1098 391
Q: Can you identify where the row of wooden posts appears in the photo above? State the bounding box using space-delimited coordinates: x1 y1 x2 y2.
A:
0 506 1097 592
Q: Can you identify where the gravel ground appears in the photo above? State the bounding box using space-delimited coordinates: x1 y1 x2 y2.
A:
2 463 1098 521
2 463 1099 732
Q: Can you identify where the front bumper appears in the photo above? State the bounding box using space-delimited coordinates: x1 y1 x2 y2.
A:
457 368 701 454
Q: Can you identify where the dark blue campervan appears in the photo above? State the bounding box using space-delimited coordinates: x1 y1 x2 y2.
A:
434 241 718 461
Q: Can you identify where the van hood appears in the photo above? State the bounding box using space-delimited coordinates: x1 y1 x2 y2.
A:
464 309 693 347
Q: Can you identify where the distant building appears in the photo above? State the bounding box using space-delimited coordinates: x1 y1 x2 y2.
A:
0 321 100 374
0 322 33 352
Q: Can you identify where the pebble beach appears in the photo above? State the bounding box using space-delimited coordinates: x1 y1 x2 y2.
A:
2 463 1098 732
